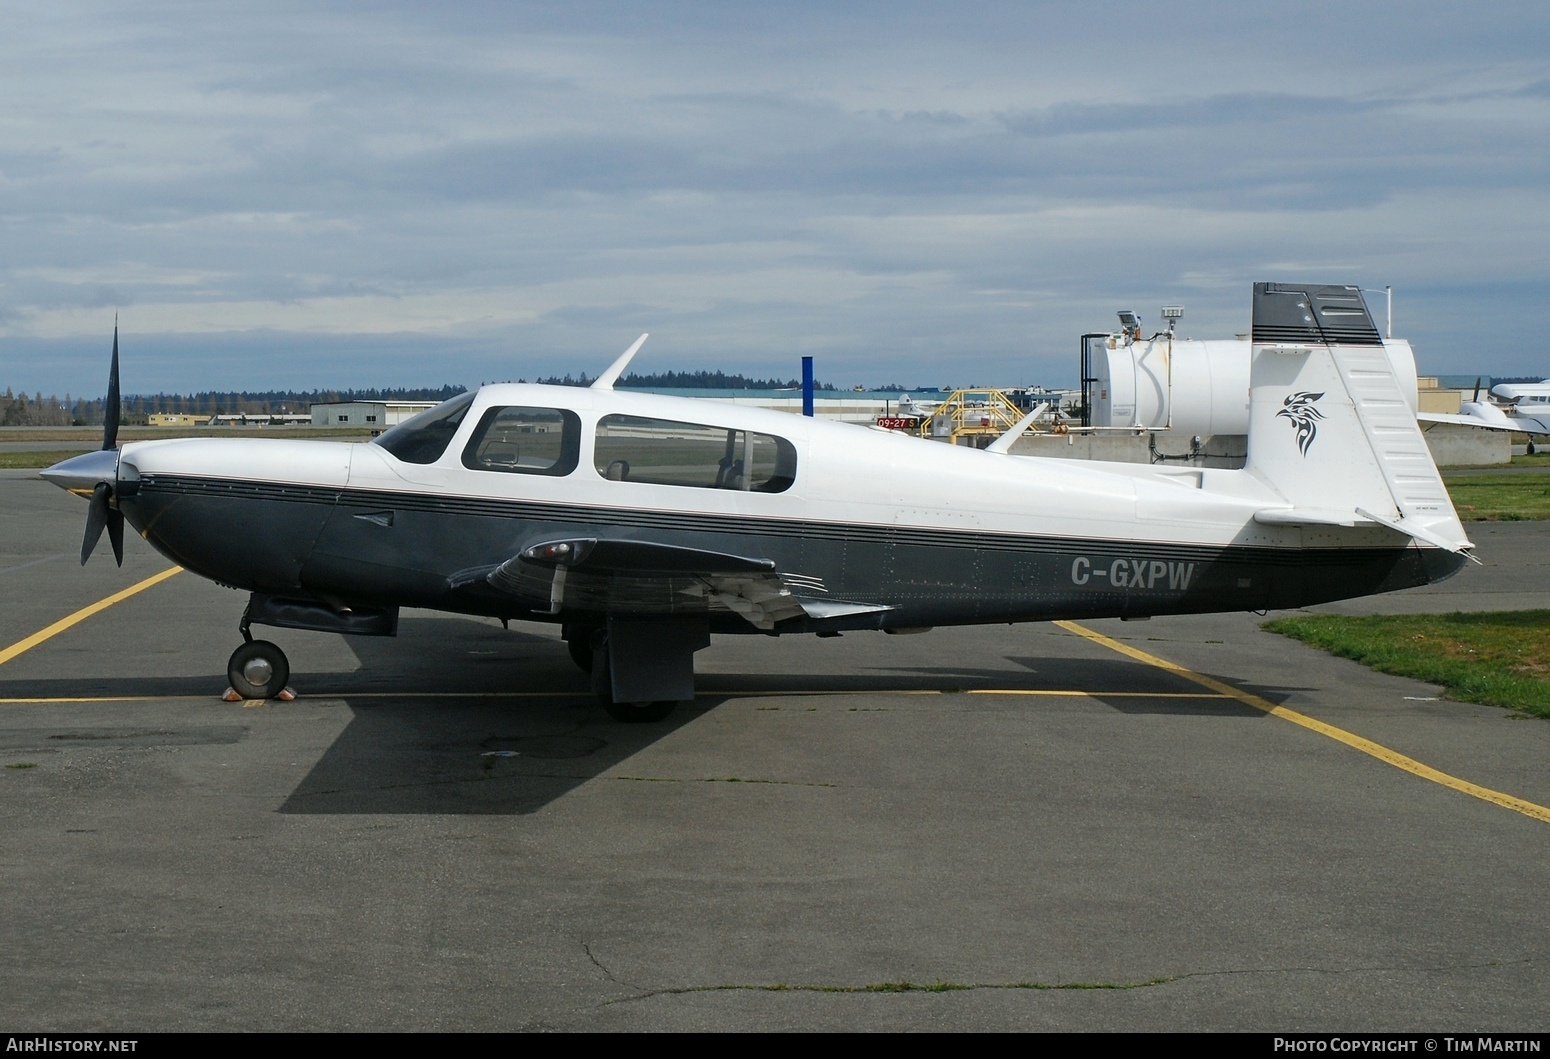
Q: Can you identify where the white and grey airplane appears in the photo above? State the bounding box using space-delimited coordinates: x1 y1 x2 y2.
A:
1483 381 1550 437
43 283 1473 721
1419 379 1550 447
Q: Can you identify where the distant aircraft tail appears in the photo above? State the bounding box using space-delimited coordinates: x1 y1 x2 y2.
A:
1244 282 1473 556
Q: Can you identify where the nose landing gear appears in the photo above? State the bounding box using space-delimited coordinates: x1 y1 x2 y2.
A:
224 602 294 701
227 639 291 699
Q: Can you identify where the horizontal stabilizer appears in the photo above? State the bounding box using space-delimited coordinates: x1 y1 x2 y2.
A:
1253 508 1361 528
1253 506 1477 559
1353 506 1478 560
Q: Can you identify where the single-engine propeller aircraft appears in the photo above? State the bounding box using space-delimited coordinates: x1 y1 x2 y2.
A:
44 283 1473 721
1417 377 1550 448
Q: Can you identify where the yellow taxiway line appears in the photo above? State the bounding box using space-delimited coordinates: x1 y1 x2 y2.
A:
6 574 1542 825
0 566 182 669
1056 620 1550 826
0 689 1228 705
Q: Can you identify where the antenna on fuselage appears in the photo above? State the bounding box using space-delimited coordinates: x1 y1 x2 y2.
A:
591 333 649 391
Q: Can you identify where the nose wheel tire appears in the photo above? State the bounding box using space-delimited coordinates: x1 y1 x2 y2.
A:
227 640 290 699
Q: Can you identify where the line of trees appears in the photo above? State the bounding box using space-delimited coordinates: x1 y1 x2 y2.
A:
530 370 842 390
2 373 953 427
0 385 468 426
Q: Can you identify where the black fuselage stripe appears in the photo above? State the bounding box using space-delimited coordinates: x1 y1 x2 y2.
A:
137 473 1387 564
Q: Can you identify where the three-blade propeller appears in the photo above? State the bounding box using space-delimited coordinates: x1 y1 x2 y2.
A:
80 324 125 567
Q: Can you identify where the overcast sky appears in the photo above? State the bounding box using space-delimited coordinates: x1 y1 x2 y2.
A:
3 1 1548 396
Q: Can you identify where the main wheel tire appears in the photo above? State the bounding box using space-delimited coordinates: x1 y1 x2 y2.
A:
227 640 290 699
566 633 594 673
602 699 677 723
588 639 676 722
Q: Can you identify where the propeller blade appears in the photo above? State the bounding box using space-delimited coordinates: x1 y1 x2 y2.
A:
82 482 111 565
1473 376 1482 403
103 321 120 452
107 508 125 567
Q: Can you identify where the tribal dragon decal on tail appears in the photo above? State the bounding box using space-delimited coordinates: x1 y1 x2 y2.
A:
1277 391 1325 456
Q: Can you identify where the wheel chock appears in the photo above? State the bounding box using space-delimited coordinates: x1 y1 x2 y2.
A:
222 686 297 702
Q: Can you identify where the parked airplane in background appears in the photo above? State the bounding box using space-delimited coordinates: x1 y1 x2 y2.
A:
1419 378 1550 449
1484 381 1550 440
44 283 1473 721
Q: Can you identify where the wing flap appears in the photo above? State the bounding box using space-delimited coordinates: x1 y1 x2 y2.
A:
796 598 895 620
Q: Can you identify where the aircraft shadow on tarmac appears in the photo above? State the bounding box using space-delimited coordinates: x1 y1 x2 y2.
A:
0 614 1290 815
282 616 1291 814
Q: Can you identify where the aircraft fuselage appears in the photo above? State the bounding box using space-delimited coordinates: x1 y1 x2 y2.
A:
110 384 1463 634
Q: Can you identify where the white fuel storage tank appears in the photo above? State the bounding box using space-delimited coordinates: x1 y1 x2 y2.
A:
1086 333 1418 434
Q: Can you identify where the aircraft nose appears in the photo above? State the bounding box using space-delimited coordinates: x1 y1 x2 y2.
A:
39 448 120 497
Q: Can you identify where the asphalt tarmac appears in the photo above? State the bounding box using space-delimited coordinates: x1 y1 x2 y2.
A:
3 468 1549 1032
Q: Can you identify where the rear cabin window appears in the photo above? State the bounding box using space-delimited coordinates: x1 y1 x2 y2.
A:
372 392 475 465
593 414 796 492
462 406 581 476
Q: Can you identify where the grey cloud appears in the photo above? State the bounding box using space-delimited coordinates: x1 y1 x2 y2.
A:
4 1 1550 396
999 93 1378 139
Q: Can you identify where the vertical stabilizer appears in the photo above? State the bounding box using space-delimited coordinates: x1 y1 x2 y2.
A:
1246 283 1471 554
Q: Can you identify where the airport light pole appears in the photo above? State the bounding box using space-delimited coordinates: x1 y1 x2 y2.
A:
1360 286 1393 338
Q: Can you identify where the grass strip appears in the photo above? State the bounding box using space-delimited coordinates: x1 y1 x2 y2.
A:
1 432 370 469
1443 474 1550 520
1263 610 1550 718
0 451 95 469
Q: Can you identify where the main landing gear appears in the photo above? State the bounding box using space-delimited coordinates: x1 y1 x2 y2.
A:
564 619 707 723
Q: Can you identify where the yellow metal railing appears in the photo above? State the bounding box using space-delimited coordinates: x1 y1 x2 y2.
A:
917 389 1031 445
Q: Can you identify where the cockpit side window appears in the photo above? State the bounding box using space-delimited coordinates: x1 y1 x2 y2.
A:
593 414 796 492
462 406 581 476
372 392 475 465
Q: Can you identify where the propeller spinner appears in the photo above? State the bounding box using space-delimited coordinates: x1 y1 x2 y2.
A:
39 324 125 566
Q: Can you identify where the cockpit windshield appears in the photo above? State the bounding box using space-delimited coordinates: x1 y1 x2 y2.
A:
372 392 476 465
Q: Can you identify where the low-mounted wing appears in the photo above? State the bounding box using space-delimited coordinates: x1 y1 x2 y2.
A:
464 537 890 630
